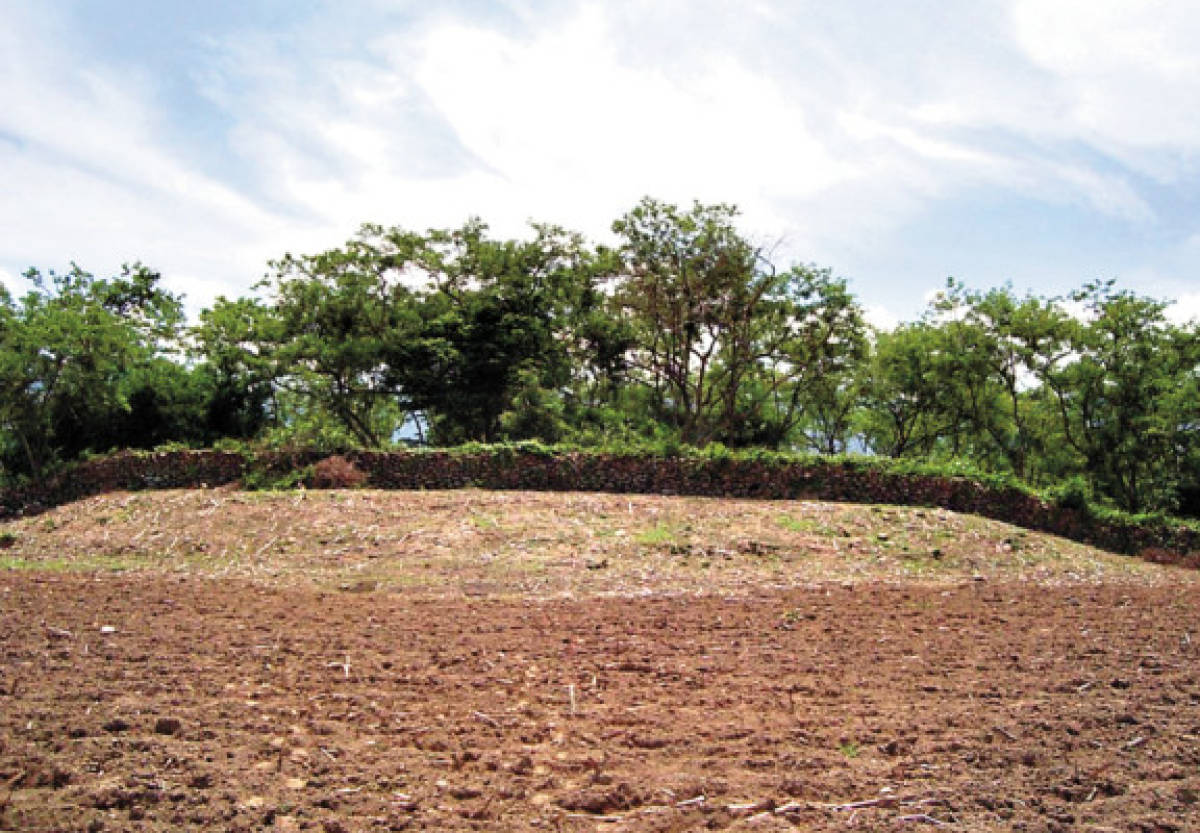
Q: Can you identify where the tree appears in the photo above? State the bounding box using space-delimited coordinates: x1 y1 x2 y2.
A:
258 231 417 447
611 197 867 448
927 281 1072 479
0 264 184 480
858 322 962 458
251 220 622 446
383 221 617 444
190 297 277 442
1038 281 1200 512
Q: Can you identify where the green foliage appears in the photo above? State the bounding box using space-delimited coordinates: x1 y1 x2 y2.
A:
241 456 314 491
6 199 1199 519
0 264 185 481
610 197 868 448
1049 475 1093 513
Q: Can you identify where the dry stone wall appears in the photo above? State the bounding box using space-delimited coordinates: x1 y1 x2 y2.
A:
1 449 1196 565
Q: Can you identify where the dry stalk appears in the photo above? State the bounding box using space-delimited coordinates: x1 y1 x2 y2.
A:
993 725 1018 741
472 710 500 728
897 813 948 826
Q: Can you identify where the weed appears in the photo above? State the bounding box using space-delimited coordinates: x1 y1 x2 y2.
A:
0 531 17 550
838 741 861 759
777 515 819 534
309 455 367 489
636 523 679 546
0 554 143 572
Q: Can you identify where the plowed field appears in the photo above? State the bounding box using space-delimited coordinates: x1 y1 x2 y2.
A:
1 490 1197 832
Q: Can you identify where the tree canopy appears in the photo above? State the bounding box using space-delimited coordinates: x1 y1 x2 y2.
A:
2 199 1197 516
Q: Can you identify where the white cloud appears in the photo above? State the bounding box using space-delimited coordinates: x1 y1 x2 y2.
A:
0 7 319 315
1166 292 1200 325
0 265 19 298
408 6 858 237
2 0 1199 326
1011 0 1200 179
863 304 900 332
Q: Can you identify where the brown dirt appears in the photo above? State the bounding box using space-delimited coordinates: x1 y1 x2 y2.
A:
1 491 1198 831
0 489 1179 592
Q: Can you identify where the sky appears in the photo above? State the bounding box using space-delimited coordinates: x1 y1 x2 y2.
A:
2 0 1199 328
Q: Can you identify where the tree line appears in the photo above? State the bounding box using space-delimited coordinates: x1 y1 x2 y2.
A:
2 197 1197 516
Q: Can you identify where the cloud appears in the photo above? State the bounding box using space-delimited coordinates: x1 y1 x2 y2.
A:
2 0 1199 327
1166 292 1200 325
0 5 319 315
863 304 900 332
0 265 19 298
1011 0 1200 179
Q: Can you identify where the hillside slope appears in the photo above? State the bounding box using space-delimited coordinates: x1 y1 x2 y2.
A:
1 489 1188 594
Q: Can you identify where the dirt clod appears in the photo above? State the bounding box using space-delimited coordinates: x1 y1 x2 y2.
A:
153 717 182 736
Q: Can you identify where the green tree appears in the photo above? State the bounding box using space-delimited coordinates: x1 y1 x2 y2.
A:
382 221 618 444
0 264 183 480
858 322 963 458
259 231 417 447
927 281 1072 479
191 297 278 442
252 220 620 446
1039 281 1199 511
611 197 867 448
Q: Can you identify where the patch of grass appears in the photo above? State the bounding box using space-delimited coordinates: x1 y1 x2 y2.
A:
901 556 934 577
471 514 499 530
0 554 147 573
777 515 820 534
837 740 861 759
635 523 680 546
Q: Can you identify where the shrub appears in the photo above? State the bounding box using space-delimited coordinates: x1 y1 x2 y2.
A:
1050 475 1093 513
309 455 368 489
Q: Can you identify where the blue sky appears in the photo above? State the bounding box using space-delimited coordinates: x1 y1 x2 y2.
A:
3 0 1199 326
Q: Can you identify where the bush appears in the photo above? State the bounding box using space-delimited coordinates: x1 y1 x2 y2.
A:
1050 475 1093 513
309 455 368 489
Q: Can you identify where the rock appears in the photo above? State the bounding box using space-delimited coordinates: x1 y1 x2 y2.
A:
103 718 131 733
154 717 183 736
558 782 641 814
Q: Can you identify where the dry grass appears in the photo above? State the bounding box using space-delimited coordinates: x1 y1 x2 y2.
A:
0 488 1191 596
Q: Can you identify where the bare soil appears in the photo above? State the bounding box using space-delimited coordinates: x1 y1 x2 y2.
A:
1 490 1198 832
